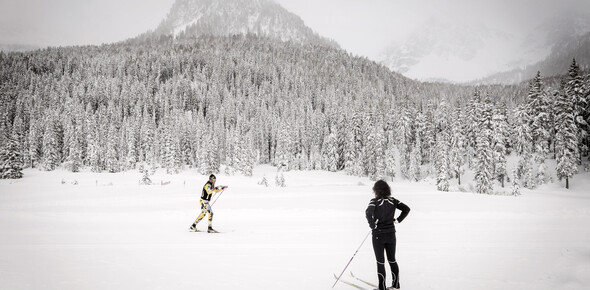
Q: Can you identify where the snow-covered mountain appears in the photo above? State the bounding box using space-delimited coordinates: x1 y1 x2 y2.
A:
379 12 590 84
378 17 516 83
478 13 590 84
154 0 338 48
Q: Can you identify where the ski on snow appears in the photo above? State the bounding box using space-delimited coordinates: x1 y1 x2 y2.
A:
188 228 221 233
350 272 377 288
333 273 370 290
333 272 377 290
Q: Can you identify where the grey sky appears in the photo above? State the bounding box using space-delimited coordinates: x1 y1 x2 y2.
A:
1 0 589 59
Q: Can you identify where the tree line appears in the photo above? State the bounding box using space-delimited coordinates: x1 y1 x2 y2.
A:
0 34 588 191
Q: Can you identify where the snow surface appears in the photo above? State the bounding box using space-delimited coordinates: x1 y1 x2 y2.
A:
1 165 589 290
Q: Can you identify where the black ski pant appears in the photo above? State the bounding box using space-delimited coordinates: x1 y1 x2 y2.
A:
372 232 400 290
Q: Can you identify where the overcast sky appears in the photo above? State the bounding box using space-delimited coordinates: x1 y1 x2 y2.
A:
1 0 589 59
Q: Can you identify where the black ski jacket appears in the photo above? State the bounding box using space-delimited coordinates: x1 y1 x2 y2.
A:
365 197 410 235
201 181 221 201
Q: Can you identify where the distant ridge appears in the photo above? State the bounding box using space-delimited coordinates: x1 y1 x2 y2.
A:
153 0 338 48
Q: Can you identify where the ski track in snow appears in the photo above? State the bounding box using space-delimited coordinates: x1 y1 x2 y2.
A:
1 165 589 290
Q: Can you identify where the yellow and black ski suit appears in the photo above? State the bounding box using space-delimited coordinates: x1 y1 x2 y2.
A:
191 181 224 228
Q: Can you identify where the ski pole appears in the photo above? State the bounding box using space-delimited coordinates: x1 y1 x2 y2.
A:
332 229 372 288
210 187 227 207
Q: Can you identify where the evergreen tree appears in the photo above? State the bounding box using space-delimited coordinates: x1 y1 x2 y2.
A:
42 114 60 171
397 105 414 180
465 92 481 169
366 120 385 181
86 114 101 172
384 138 396 180
274 121 294 171
474 94 494 194
1 129 24 179
449 107 466 185
409 137 422 182
239 133 256 176
554 86 579 189
513 106 534 189
526 72 551 185
105 123 120 173
435 132 450 192
27 118 42 168
324 128 339 172
491 103 509 187
564 58 588 160
344 113 365 176
511 169 520 196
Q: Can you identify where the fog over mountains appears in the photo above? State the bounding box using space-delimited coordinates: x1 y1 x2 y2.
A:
378 11 590 84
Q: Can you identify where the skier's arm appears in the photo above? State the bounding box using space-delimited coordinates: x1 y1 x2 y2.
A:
214 185 228 192
204 184 216 195
365 199 377 229
395 201 411 223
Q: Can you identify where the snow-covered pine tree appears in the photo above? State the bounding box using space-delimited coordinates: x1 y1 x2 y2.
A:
42 113 60 171
344 113 364 176
140 108 156 166
465 92 482 169
86 113 101 172
26 118 42 168
225 127 239 174
105 123 120 173
564 58 588 160
239 133 256 176
67 130 83 173
511 169 520 196
474 93 494 194
491 103 509 187
397 106 413 180
200 131 220 175
414 111 429 166
125 117 139 170
409 137 422 182
1 128 24 179
526 72 551 185
366 119 385 181
554 85 579 189
434 101 451 191
435 131 450 192
384 130 396 180
513 105 534 188
274 121 294 171
324 128 339 172
449 107 466 185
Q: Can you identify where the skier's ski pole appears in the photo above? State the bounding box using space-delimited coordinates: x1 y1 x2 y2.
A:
210 187 227 207
332 229 372 288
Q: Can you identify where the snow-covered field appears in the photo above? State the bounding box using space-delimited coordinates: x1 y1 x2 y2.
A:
1 165 589 290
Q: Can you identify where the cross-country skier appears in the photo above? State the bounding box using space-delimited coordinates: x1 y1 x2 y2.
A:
189 174 227 233
365 180 411 290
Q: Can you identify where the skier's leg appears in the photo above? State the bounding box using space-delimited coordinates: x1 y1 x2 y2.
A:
372 234 387 290
192 202 208 228
207 208 214 228
385 234 399 289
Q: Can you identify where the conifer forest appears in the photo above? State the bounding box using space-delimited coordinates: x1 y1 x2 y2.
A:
1 34 589 192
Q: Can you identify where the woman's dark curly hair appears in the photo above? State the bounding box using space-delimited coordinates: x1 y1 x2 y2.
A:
373 180 391 198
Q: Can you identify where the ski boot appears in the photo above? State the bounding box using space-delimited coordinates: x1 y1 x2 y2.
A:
207 226 218 233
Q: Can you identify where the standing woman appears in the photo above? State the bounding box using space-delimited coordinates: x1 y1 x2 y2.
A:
366 180 410 290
